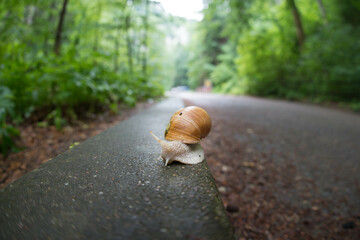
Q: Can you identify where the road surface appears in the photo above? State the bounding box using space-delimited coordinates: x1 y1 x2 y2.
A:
177 92 360 239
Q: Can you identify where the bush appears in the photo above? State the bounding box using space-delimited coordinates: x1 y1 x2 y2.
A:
0 54 163 155
0 55 163 120
295 24 360 102
0 87 20 157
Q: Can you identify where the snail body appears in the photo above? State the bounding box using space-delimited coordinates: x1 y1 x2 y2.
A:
150 132 204 166
150 106 211 166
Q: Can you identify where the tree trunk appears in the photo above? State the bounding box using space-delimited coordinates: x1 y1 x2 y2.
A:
125 14 133 77
287 0 305 48
25 5 36 25
113 16 120 72
316 0 327 24
141 0 149 77
54 0 69 56
44 1 56 55
113 1 128 71
93 0 102 52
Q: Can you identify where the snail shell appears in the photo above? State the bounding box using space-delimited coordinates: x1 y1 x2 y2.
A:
165 106 211 144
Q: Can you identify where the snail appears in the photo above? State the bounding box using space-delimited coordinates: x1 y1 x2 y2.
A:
150 106 211 166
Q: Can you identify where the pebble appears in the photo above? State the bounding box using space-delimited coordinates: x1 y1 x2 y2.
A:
221 165 231 173
342 221 355 230
218 186 227 193
226 204 239 213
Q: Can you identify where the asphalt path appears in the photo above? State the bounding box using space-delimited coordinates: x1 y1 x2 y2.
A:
178 92 360 225
0 97 234 240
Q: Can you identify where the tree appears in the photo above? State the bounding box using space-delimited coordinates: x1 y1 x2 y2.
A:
316 0 327 24
287 0 305 48
141 0 149 77
125 9 134 77
54 0 69 56
184 0 360 107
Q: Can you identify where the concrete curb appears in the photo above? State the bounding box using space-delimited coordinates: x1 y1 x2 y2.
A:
0 97 234 240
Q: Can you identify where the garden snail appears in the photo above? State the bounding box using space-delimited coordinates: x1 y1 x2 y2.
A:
150 106 211 166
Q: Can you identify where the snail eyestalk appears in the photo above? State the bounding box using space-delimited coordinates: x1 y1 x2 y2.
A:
150 131 161 143
149 131 170 166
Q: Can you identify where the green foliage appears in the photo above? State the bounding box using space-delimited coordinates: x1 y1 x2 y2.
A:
235 10 296 98
173 46 189 87
187 0 229 89
0 53 162 119
0 0 167 155
69 142 80 149
294 24 360 102
3 0 360 156
0 87 20 157
46 108 66 131
185 0 360 107
350 102 360 112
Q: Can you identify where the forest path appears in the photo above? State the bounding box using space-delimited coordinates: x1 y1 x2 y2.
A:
177 92 360 238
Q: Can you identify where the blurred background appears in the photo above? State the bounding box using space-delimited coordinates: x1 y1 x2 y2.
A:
0 0 359 183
